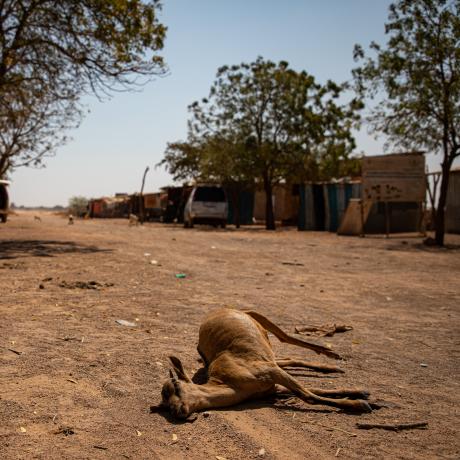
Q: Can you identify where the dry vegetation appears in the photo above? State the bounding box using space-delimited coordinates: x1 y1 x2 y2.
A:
0 211 459 459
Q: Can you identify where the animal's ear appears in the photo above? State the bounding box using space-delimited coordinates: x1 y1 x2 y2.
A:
169 355 192 382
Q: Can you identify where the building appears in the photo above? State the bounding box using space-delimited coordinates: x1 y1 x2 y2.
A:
446 167 460 234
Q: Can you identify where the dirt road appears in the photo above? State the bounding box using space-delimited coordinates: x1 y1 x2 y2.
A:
1 211 459 459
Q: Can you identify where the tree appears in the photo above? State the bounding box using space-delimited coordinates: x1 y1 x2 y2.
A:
0 0 167 178
160 136 253 227
68 195 88 217
185 57 361 230
161 140 204 183
353 0 460 246
0 82 80 177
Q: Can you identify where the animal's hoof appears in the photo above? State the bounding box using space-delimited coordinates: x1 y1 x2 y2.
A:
357 400 373 413
172 403 191 419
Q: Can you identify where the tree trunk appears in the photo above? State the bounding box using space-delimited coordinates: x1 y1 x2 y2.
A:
434 160 452 246
234 190 241 229
229 186 240 229
0 153 10 178
263 176 276 230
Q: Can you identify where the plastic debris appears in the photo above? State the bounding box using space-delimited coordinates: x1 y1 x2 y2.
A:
175 273 186 279
115 319 137 327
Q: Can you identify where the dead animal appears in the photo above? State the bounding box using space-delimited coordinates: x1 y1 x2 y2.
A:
154 308 373 419
129 213 139 226
68 214 74 225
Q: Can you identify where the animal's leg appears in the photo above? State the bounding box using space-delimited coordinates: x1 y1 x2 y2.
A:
244 311 341 359
308 388 370 400
197 346 209 367
270 367 372 413
276 358 344 373
190 382 251 413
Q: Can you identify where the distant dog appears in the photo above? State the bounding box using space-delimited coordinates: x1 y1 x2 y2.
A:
68 214 74 225
34 215 42 222
129 213 139 226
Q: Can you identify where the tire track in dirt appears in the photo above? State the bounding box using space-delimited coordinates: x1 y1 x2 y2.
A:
219 407 332 459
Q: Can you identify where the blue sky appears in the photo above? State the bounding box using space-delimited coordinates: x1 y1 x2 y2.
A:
11 0 445 207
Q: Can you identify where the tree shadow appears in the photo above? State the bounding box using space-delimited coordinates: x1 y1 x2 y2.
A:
385 240 460 252
0 239 112 260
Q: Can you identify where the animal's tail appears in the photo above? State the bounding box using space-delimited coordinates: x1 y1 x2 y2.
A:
244 310 341 360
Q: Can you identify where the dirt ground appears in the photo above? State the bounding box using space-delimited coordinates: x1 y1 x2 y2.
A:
0 210 459 459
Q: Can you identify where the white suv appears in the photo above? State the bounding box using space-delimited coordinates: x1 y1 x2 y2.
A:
183 185 228 228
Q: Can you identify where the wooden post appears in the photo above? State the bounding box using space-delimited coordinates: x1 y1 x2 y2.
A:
139 166 150 224
419 201 426 236
385 201 390 238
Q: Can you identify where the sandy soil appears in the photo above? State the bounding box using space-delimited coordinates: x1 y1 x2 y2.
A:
0 210 459 459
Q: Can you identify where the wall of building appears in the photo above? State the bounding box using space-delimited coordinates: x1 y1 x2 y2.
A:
446 171 460 234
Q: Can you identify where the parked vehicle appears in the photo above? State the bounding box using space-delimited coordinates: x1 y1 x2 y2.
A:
183 185 228 228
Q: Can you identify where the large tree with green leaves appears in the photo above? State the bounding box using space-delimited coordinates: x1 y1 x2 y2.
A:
160 134 253 227
178 57 361 230
353 0 460 246
0 0 167 177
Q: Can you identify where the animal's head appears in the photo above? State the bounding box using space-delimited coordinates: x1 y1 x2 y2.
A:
157 356 194 419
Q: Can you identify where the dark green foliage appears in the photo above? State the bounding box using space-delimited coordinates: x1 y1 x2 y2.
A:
353 0 460 245
160 57 361 229
0 0 167 177
68 196 89 217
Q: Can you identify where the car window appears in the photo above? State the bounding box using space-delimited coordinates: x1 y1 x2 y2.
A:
193 186 226 202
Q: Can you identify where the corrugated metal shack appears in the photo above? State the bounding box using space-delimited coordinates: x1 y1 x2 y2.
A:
298 154 425 235
143 192 162 221
89 196 130 218
253 184 299 225
226 187 255 226
334 153 426 235
298 181 361 231
446 168 460 233
159 186 192 223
